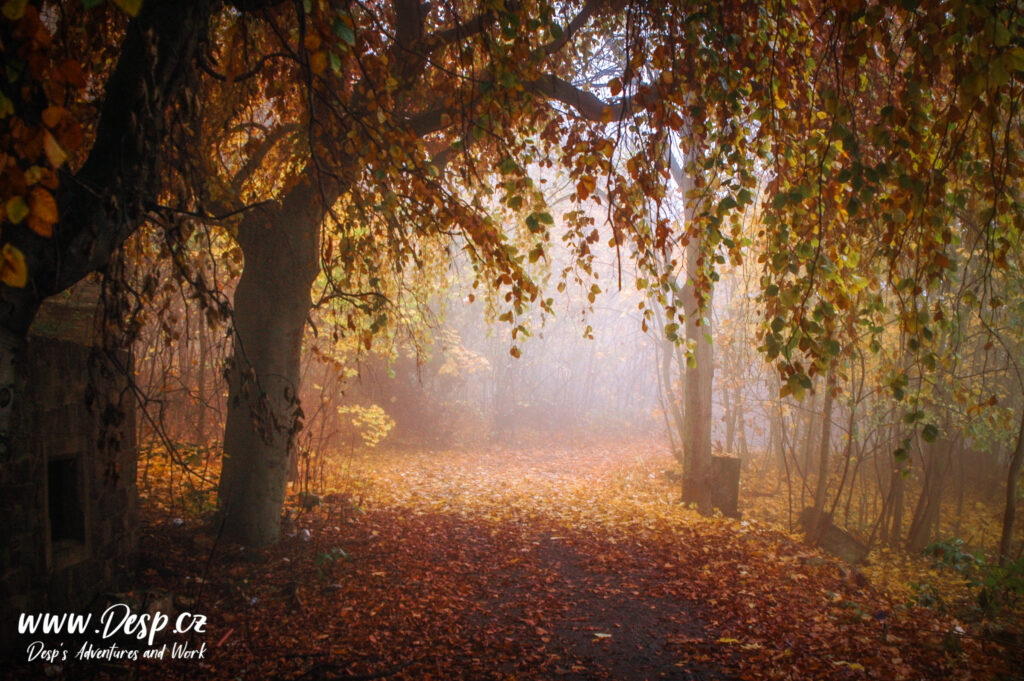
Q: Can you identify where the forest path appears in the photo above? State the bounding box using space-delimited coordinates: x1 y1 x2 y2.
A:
304 444 732 680
129 444 992 681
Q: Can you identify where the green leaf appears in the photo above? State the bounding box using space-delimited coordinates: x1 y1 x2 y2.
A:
5 196 28 224
2 0 28 19
334 16 356 46
921 423 939 443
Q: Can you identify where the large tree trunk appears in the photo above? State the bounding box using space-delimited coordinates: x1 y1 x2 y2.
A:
680 237 713 515
0 0 214 452
216 180 322 546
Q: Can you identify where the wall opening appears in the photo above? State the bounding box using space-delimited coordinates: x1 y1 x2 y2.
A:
48 456 85 543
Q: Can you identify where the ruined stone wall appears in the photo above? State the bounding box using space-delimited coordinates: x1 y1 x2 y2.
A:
0 291 137 658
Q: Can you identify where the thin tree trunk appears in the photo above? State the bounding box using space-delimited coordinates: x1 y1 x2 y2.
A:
197 315 209 444
890 459 906 547
999 408 1024 566
906 436 952 554
813 366 837 511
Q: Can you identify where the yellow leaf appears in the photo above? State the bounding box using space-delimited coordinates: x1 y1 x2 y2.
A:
24 166 46 185
0 243 28 288
112 0 142 17
0 93 13 119
5 196 28 224
43 131 67 168
1 0 28 20
716 637 742 644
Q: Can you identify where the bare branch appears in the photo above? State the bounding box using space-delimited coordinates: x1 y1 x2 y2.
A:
230 124 302 195
422 10 495 52
199 51 295 83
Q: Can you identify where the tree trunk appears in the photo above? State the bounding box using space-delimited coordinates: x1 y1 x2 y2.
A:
888 456 907 547
217 180 323 546
906 436 952 554
680 237 713 514
813 366 836 511
197 316 209 444
724 394 736 454
0 0 213 450
999 408 1024 566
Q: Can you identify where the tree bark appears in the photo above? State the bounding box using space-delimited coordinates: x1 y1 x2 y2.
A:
999 408 1024 566
680 237 713 514
906 436 952 554
813 366 836 511
0 0 215 453
216 179 323 546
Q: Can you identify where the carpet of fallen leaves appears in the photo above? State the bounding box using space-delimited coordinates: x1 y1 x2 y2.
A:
20 443 1024 680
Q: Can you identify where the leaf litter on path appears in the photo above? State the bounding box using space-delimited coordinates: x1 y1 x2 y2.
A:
26 442 1013 681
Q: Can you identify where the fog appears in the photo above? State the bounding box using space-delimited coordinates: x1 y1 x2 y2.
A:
128 184 1023 564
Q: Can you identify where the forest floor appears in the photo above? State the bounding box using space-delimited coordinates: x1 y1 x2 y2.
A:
21 443 1024 680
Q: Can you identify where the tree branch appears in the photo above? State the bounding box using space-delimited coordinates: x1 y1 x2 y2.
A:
526 74 641 122
230 124 302 196
422 9 496 52
0 0 217 338
544 0 606 55
393 0 426 47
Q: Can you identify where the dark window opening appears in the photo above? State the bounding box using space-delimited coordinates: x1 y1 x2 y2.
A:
48 457 85 543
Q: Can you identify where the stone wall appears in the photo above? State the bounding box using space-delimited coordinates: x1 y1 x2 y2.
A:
0 287 137 658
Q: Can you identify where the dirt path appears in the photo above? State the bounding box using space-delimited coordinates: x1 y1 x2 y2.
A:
100 445 1002 681
329 446 736 678
342 508 732 680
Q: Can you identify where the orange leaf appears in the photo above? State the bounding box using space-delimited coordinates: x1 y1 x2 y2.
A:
310 51 328 74
41 106 65 128
0 243 28 287
59 60 86 89
28 186 57 237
